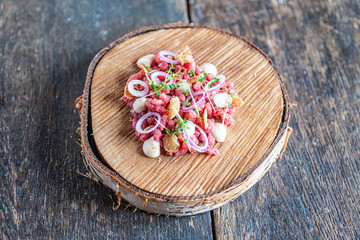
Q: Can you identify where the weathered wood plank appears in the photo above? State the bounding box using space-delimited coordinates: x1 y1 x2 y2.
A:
0 0 214 239
190 0 360 239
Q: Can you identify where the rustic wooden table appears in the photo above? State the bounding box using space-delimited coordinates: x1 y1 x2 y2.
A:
1 0 359 239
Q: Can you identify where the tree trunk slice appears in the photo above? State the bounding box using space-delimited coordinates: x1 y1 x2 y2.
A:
79 22 290 216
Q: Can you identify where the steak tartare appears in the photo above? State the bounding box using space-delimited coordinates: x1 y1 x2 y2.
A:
121 46 243 158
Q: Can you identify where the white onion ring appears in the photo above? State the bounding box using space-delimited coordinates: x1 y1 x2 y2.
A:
159 50 181 65
150 71 174 85
128 80 149 97
205 74 226 92
135 112 161 134
182 91 206 112
183 122 209 153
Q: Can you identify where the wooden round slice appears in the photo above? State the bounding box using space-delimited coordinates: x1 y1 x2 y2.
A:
78 22 290 216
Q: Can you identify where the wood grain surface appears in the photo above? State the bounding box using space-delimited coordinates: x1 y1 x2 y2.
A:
189 0 360 239
1 0 359 239
90 27 284 197
0 0 213 239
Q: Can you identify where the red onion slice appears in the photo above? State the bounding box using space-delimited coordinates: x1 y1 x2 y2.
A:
182 91 206 112
150 71 174 85
135 112 161 134
205 74 226 92
128 80 149 97
183 122 209 153
159 50 181 65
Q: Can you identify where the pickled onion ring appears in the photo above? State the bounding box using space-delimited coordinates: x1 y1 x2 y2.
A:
135 112 161 134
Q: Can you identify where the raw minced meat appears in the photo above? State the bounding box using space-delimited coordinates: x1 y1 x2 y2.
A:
121 46 243 157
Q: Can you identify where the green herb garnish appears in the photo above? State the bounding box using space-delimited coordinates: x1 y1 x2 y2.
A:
184 100 191 107
169 84 176 90
149 81 159 97
208 77 219 88
165 128 179 136
189 69 195 77
198 71 207 83
143 65 151 72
